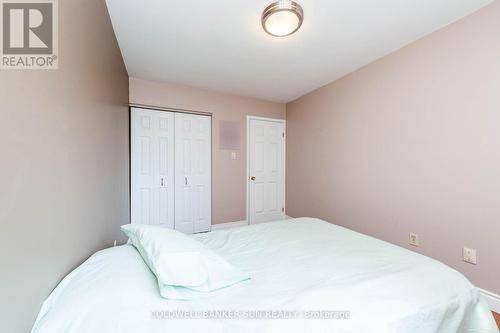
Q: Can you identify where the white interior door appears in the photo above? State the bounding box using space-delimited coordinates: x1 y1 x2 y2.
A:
175 113 212 233
248 117 285 224
131 108 175 228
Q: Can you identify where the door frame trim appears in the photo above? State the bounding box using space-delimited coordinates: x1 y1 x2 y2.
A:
246 115 286 225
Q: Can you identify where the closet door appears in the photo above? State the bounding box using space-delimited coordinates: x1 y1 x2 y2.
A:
175 113 211 233
131 108 175 228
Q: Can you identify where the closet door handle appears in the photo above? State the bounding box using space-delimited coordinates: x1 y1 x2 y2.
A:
160 178 164 187
184 177 188 186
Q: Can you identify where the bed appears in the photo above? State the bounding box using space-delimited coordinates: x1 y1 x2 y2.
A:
32 218 498 333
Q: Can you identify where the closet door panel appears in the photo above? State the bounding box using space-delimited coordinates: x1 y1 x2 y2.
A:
131 109 156 225
192 117 211 233
156 112 175 228
175 113 211 234
131 108 174 228
174 114 194 233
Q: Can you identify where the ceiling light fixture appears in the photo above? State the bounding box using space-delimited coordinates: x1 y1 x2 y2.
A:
262 1 304 37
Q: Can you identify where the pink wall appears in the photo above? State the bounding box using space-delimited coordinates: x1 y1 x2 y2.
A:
129 78 286 224
286 2 500 294
0 2 129 331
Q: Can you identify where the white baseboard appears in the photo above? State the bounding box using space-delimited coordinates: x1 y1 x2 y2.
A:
211 216 293 230
479 288 500 313
211 220 248 230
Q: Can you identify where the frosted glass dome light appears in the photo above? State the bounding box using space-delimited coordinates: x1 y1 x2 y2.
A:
262 1 304 37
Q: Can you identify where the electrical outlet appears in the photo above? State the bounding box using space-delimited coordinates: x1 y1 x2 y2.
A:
463 247 477 265
409 233 419 246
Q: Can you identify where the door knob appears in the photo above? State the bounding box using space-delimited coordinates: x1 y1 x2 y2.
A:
250 176 256 181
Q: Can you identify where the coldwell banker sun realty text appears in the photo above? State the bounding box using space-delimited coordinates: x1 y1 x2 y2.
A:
1 0 58 69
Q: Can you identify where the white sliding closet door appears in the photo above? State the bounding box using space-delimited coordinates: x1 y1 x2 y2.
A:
174 113 212 233
131 108 175 228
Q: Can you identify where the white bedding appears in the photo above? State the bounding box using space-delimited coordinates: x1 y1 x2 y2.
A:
32 218 498 333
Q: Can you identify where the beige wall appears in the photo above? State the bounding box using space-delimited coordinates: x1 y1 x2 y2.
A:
286 2 500 294
0 1 129 332
129 78 286 224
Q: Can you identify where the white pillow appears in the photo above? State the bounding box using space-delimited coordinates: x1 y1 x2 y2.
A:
121 224 249 300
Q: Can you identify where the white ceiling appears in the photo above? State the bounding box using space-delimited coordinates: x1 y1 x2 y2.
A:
106 0 492 103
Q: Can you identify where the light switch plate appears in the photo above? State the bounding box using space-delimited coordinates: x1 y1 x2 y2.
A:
463 247 477 265
231 152 237 160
